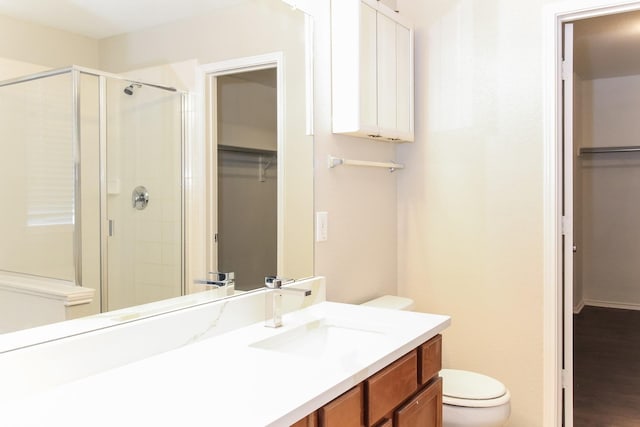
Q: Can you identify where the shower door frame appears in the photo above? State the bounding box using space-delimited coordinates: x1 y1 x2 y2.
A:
0 66 86 287
97 69 187 312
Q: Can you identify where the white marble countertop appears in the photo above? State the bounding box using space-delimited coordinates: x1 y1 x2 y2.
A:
0 301 450 427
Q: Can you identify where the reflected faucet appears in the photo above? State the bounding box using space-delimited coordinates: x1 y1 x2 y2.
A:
196 272 235 296
264 276 311 328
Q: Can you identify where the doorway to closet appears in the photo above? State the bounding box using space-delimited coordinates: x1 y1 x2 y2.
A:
570 10 640 425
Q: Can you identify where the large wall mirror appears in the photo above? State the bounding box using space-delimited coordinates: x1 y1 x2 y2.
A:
0 0 314 338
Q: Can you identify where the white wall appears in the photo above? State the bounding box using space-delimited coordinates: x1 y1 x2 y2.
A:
397 0 546 425
576 74 640 309
0 14 98 69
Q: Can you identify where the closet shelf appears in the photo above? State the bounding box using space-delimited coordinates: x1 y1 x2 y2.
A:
580 146 640 155
218 144 276 155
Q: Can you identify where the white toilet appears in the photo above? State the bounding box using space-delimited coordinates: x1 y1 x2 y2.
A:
362 296 511 427
440 368 510 427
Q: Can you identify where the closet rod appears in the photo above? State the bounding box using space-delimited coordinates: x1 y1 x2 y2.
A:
328 156 404 172
580 146 640 155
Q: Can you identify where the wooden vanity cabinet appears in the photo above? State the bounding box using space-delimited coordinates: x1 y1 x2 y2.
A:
290 334 443 427
419 334 442 385
318 383 364 426
394 377 442 426
367 350 418 424
291 413 317 427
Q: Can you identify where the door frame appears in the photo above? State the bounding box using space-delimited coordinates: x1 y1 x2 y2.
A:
542 1 640 425
200 52 285 278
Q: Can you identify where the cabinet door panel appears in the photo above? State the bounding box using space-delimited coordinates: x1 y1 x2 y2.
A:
395 22 412 136
395 377 443 427
367 350 418 426
419 334 442 385
291 412 317 427
360 2 378 131
319 384 364 427
377 11 397 134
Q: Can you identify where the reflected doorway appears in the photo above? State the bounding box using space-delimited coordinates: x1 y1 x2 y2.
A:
205 60 281 293
217 69 278 291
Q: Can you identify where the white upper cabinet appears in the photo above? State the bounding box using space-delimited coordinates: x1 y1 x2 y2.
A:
331 0 414 142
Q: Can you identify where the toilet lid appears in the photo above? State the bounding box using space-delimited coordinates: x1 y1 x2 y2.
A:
440 369 506 400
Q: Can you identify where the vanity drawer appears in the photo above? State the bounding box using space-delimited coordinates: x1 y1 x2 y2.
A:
319 384 364 427
366 349 418 426
418 334 442 385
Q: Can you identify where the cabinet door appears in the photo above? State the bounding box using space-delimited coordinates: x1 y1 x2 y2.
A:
419 335 442 385
359 1 378 132
377 11 397 135
319 384 364 427
394 377 443 427
291 412 317 427
367 350 418 426
395 22 412 139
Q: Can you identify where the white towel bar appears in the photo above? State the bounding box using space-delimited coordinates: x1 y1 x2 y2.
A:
328 156 404 172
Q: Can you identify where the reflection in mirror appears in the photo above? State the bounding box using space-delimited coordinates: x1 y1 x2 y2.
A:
216 69 278 291
0 0 314 340
104 78 184 311
0 67 186 331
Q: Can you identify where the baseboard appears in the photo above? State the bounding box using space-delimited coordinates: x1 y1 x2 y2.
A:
583 299 640 312
573 300 585 314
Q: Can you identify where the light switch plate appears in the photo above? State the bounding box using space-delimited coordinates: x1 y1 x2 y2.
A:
316 211 328 242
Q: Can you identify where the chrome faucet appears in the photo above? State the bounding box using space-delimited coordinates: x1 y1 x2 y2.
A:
264 276 311 328
196 272 235 296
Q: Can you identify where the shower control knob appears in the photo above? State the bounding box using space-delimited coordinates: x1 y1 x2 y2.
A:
132 186 149 210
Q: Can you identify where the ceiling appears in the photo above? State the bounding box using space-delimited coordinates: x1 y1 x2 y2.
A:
574 10 640 79
0 0 249 39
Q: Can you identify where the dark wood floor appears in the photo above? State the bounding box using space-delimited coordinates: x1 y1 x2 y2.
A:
574 306 640 426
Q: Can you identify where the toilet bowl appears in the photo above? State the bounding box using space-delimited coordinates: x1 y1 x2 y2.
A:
440 369 510 427
361 296 511 427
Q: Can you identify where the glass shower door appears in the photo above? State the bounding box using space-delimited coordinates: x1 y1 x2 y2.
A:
104 78 183 311
0 72 75 281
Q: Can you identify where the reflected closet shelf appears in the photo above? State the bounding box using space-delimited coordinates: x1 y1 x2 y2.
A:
579 146 640 155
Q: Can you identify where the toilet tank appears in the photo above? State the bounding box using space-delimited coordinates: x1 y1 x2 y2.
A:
361 295 415 311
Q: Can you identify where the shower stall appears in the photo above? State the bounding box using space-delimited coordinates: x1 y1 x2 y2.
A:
0 66 185 313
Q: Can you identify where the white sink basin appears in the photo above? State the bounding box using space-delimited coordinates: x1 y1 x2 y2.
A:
250 318 385 359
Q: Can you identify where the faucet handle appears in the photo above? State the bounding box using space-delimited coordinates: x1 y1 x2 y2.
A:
264 276 282 289
264 276 292 289
209 271 235 282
